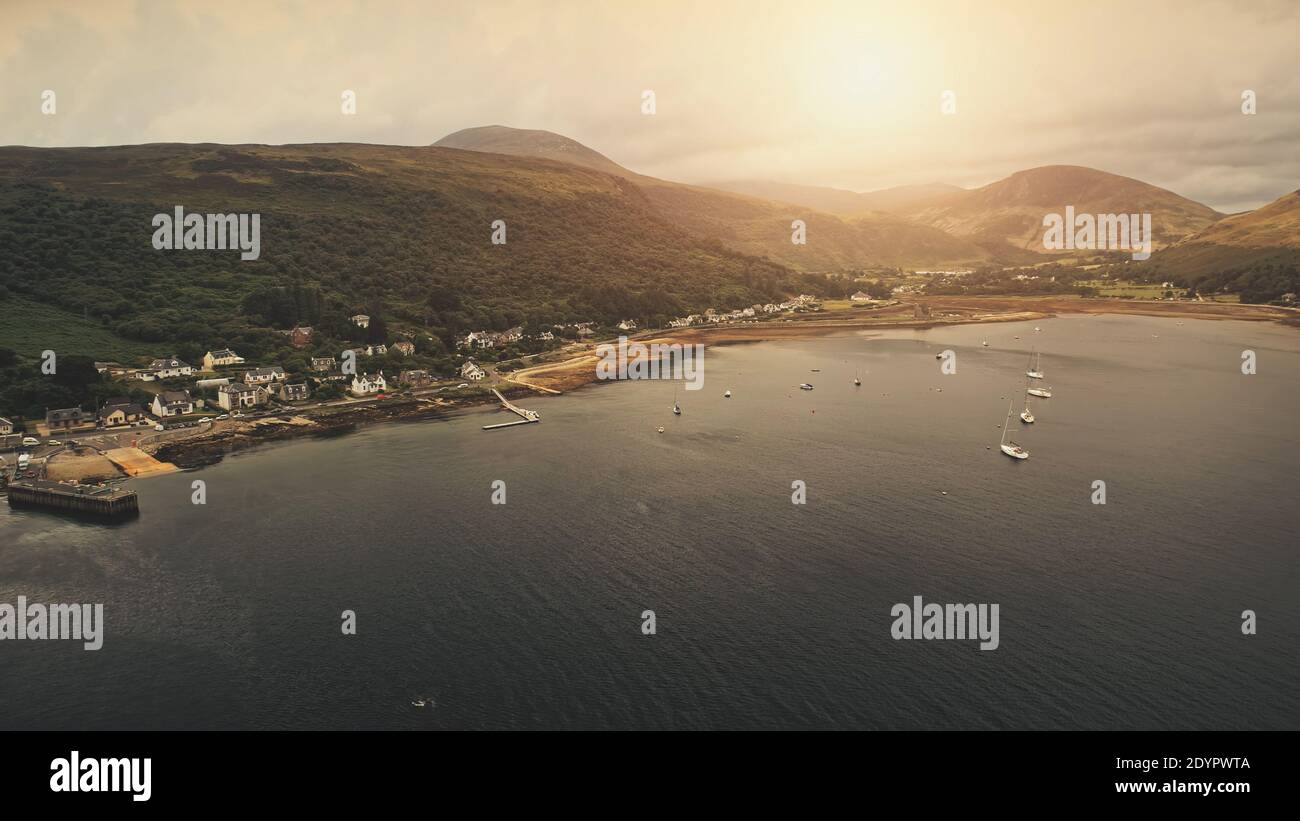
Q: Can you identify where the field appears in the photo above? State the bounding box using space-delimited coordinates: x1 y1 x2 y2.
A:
0 295 158 360
1078 280 1187 299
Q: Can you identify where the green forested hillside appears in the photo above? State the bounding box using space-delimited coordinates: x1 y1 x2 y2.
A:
0 143 825 362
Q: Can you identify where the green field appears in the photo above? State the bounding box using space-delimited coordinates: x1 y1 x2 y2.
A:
0 295 158 360
1078 280 1187 299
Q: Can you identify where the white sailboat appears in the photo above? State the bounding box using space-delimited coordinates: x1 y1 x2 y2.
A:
1020 381 1035 424
854 370 861 386
724 390 732 398
1000 399 1029 459
672 385 681 415
1027 384 1052 399
1026 350 1044 379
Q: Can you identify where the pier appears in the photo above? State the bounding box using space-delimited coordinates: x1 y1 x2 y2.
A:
6 479 139 519
482 389 541 430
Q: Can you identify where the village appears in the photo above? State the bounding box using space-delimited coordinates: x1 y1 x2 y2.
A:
0 295 855 502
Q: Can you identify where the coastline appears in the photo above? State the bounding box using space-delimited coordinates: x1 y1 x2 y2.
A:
95 296 1298 475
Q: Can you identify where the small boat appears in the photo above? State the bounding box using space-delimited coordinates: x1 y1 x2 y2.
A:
1034 326 1041 332
810 368 821 372
1020 381 1035 424
724 390 732 398
1027 385 1052 399
982 341 989 347
1026 350 1044 379
657 426 665 433
853 376 861 386
999 399 1029 459
934 353 943 359
673 386 681 415
411 699 428 708
799 383 814 391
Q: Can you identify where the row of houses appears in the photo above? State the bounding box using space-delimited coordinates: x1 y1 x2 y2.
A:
666 296 820 328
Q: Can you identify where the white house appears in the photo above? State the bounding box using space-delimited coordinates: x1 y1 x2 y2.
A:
243 366 287 385
460 360 487 381
148 357 194 379
0 417 12 435
617 319 638 331
350 314 370 329
151 389 195 417
202 349 245 370
351 372 387 396
851 291 870 302
218 382 267 411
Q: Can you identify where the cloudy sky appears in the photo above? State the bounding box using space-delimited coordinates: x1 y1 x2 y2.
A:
3 0 1297 212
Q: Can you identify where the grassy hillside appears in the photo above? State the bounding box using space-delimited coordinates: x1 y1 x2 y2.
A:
0 143 828 360
903 165 1223 256
0 295 158 360
430 126 991 270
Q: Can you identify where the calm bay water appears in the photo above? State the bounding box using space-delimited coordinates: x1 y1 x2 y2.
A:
2 313 1298 729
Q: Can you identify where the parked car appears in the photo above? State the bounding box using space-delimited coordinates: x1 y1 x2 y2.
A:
46 440 62 446
216 414 229 421
154 423 165 431
21 437 39 447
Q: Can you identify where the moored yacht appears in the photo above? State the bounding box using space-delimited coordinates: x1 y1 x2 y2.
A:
999 399 1029 459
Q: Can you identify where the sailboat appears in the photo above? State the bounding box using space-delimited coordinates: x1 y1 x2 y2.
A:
672 386 681 415
1026 350 1044 379
1020 381 1035 424
1027 383 1052 399
853 372 861 386
724 390 732 398
1000 399 1029 459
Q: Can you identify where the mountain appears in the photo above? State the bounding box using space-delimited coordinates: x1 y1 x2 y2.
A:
434 125 630 176
708 180 963 215
0 143 817 359
902 165 1223 257
434 126 988 270
1142 188 1300 302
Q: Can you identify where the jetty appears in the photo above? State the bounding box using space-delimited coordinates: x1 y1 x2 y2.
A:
6 479 139 519
482 389 541 430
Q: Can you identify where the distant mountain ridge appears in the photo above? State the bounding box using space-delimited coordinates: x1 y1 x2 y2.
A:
708 180 964 216
902 165 1224 254
436 127 1234 266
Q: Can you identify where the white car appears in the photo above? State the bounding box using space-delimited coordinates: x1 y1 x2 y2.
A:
154 423 165 431
21 437 40 447
47 440 62 446
216 414 230 421
457 383 469 389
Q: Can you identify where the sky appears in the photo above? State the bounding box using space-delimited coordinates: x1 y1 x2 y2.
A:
2 0 1297 212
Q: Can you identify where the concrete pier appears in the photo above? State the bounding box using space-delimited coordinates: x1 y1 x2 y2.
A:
483 389 541 430
6 479 139 519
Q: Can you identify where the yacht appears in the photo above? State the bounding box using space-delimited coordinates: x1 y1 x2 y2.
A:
724 390 732 398
799 383 814 391
1026 350 1045 379
999 399 1029 459
1020 382 1035 423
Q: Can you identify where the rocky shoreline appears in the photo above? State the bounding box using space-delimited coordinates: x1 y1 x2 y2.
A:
148 387 538 469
